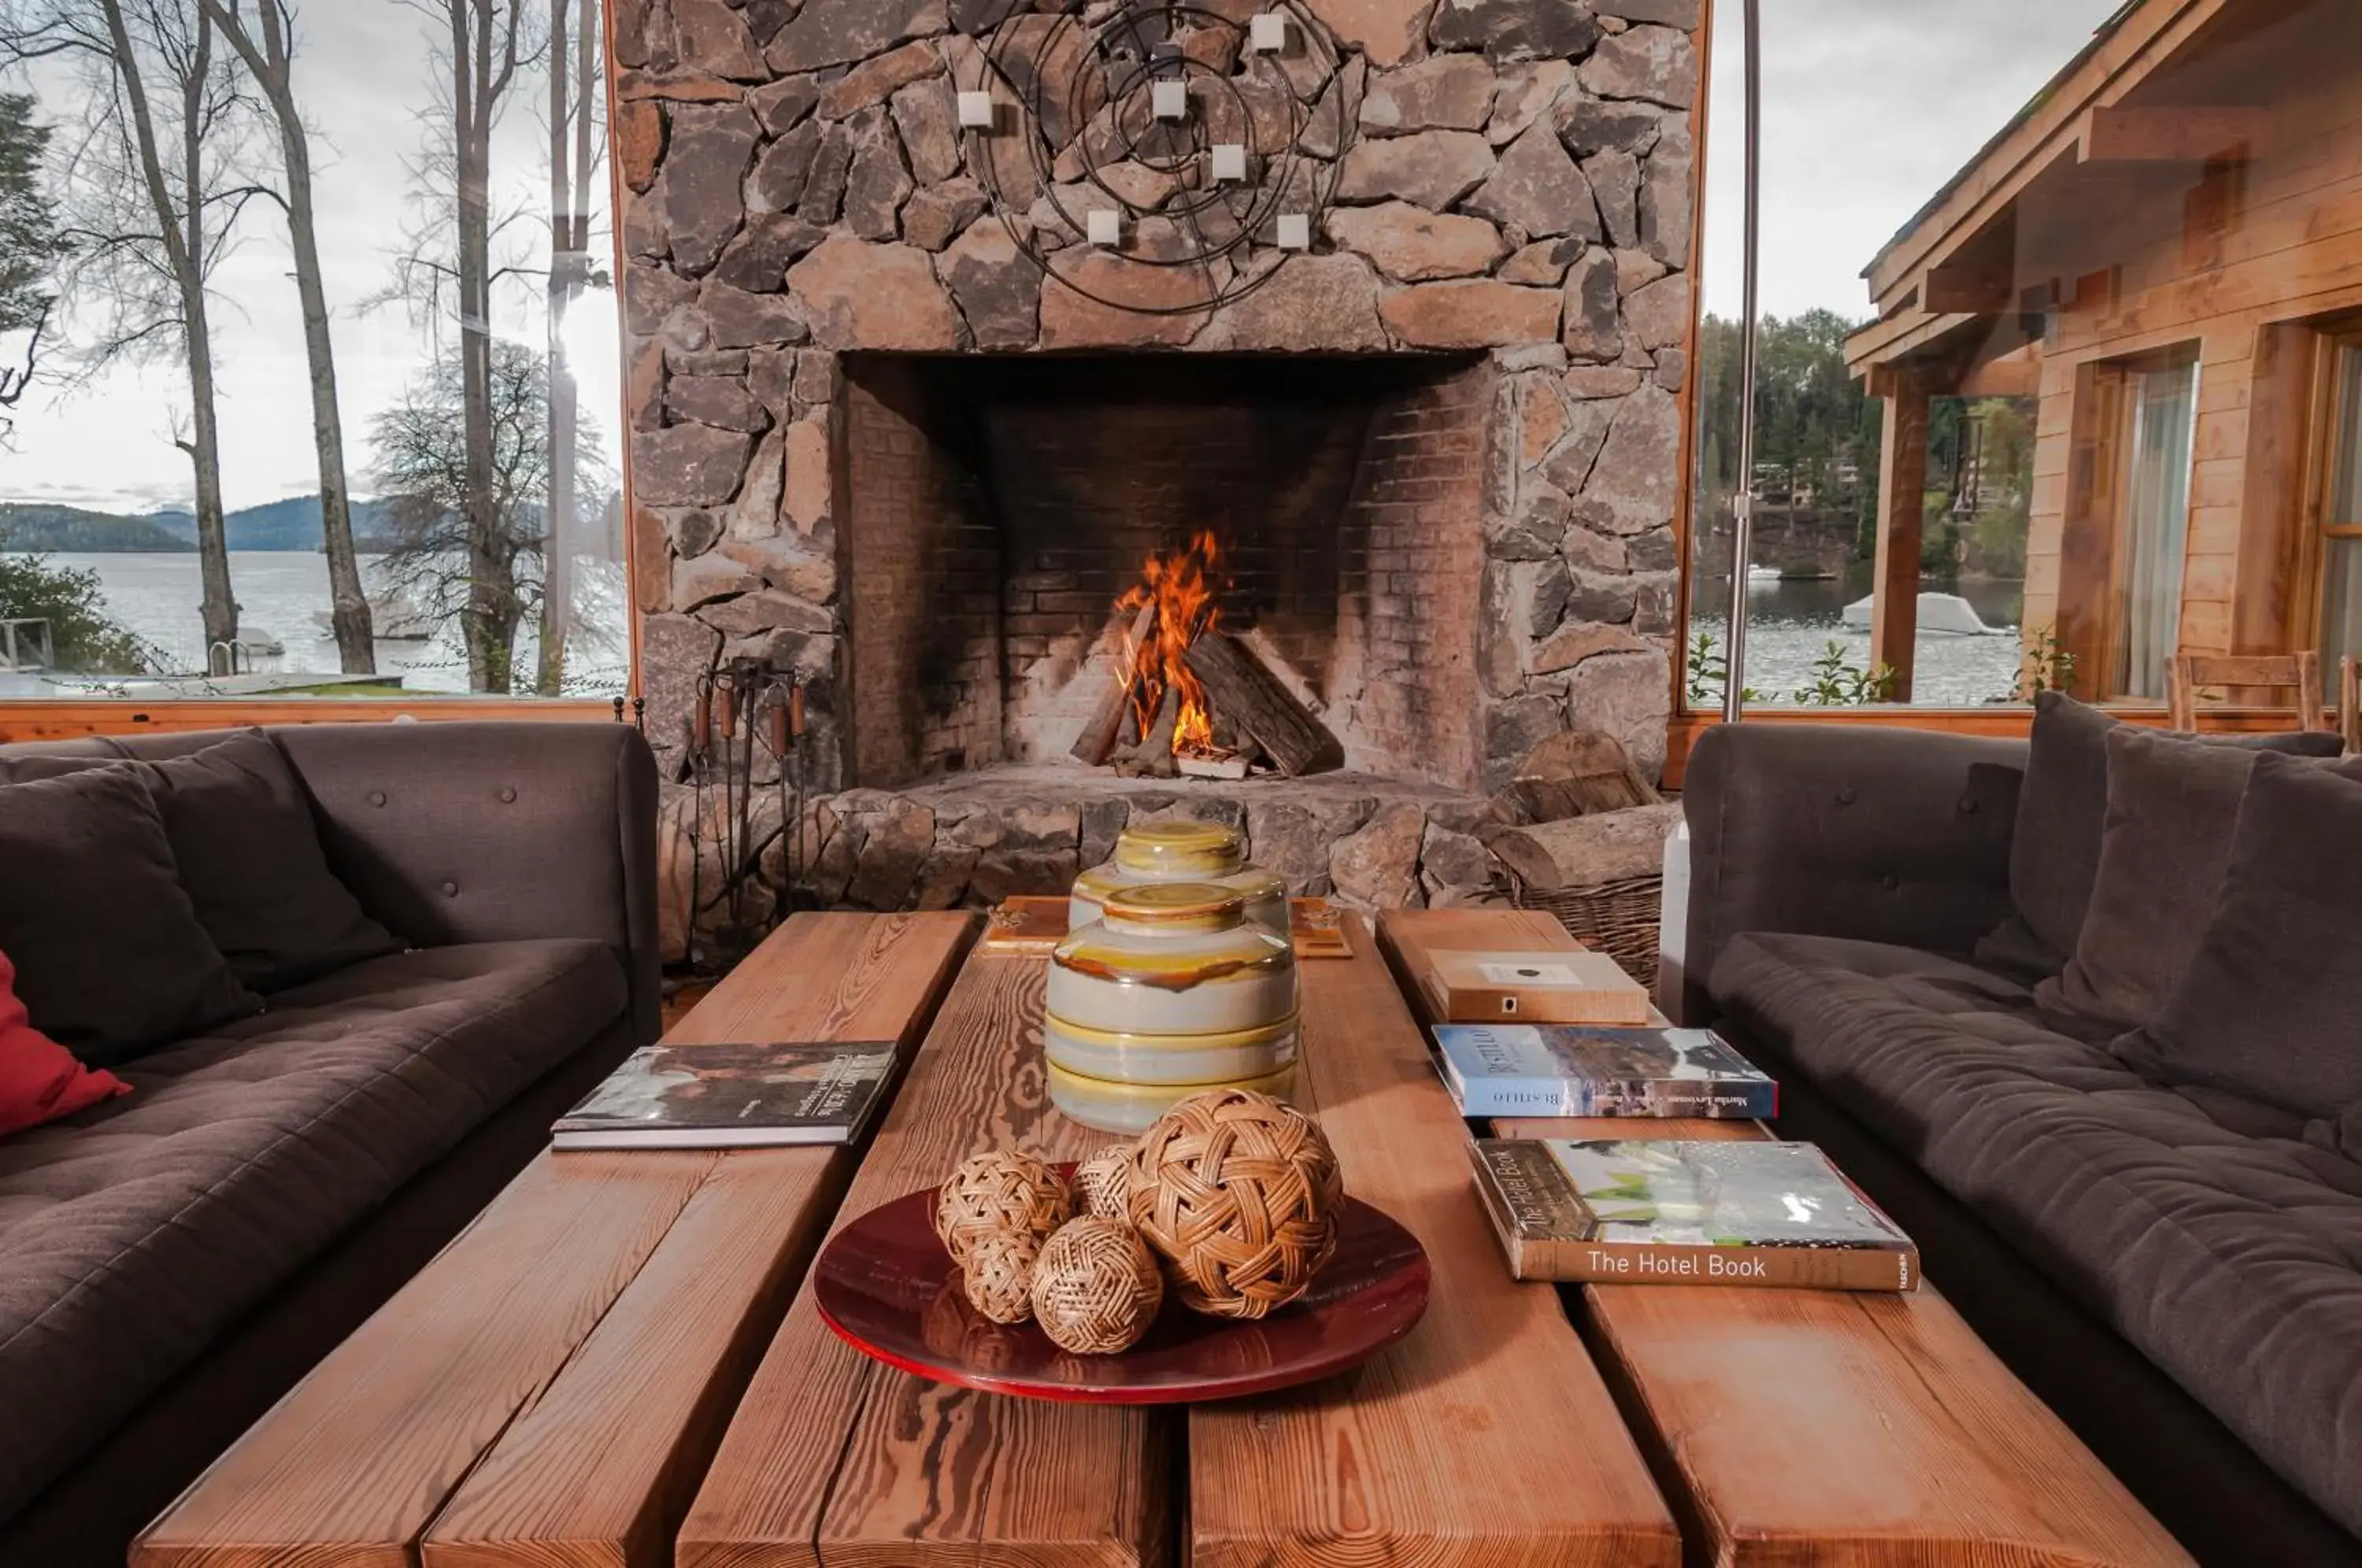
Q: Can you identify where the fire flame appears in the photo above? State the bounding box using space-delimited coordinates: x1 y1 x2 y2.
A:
1116 529 1224 755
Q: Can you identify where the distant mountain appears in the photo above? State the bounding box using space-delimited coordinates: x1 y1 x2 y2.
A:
0 495 401 553
0 503 194 552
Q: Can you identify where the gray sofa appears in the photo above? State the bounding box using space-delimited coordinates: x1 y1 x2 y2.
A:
1681 723 2362 1568
0 722 658 1568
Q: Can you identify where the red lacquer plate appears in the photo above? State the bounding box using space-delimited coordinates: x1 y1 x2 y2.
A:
813 1183 1431 1404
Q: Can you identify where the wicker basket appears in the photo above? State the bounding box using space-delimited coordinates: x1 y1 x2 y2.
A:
1508 872 1664 994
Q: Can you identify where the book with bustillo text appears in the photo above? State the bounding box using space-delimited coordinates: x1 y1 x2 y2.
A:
1434 1024 1776 1119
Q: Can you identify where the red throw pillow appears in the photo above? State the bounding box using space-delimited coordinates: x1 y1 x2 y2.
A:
0 948 129 1136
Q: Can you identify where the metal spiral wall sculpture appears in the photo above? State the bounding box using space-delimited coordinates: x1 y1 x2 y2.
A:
956 1 1353 316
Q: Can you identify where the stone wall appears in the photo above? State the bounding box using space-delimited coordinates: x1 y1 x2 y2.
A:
614 0 1704 934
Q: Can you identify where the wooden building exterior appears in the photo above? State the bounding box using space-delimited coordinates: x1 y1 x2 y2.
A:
1845 0 2362 705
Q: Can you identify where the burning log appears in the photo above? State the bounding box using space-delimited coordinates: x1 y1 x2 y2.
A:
1183 632 1342 777
1113 686 1183 778
1071 601 1160 767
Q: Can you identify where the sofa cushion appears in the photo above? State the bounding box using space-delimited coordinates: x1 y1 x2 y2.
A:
0 734 404 993
0 768 260 1065
0 938 627 1522
1711 931 2362 1537
2117 754 2362 1120
1975 693 2341 977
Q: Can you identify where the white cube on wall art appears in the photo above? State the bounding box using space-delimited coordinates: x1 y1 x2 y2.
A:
1087 209 1124 247
957 89 995 129
1153 80 1189 121
1251 12 1289 52
1211 143 1248 183
1275 213 1312 250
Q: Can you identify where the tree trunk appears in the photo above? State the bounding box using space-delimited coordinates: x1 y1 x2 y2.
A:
454 0 509 693
98 0 237 660
258 3 371 672
538 0 587 695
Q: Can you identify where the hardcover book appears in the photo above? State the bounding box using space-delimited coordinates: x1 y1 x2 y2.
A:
1433 1023 1777 1119
1470 1137 1919 1291
1417 948 1653 1025
552 1041 899 1150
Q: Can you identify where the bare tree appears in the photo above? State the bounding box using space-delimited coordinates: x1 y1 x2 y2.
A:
1 0 259 660
198 0 373 671
369 338 546 677
0 92 70 425
379 0 539 693
535 0 598 694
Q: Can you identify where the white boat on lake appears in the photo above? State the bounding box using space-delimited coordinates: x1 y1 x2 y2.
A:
1842 591 2014 636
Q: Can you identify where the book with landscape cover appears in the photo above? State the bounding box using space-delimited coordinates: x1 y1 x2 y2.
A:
552 1041 899 1150
1433 1023 1777 1118
1470 1137 1919 1291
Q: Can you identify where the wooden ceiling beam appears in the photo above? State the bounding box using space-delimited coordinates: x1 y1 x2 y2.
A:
2080 104 2272 163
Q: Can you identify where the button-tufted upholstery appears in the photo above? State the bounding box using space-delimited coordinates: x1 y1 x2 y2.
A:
0 940 625 1521
0 722 657 1562
1712 932 2362 1541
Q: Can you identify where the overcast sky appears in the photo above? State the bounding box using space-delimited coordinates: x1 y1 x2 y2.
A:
0 0 2121 516
1698 0 2125 320
0 0 616 516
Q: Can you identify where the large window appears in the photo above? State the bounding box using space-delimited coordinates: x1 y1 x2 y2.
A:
1686 0 2362 716
2116 361 2199 700
0 2 622 703
2316 338 2362 687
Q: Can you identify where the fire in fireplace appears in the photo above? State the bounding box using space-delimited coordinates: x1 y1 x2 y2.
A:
839 352 1494 793
1078 528 1345 782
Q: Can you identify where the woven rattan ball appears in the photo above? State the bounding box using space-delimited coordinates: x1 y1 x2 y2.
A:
1124 1089 1342 1320
1072 1144 1135 1222
963 1228 1040 1325
935 1150 1072 1267
1030 1218 1164 1355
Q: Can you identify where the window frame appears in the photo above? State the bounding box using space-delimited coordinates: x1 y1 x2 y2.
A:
2297 327 2362 683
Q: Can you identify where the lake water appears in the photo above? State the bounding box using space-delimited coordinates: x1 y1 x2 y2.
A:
0 551 630 698
1696 568 2029 708
6 549 2027 713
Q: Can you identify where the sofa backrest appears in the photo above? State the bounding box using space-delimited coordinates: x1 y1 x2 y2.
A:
0 722 661 1044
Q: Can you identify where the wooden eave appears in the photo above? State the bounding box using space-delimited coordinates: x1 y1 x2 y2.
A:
1845 0 2233 378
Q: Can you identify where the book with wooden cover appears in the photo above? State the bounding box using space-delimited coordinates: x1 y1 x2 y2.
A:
552 1041 898 1150
1434 1024 1775 1118
1416 948 1651 1024
1471 1137 1919 1292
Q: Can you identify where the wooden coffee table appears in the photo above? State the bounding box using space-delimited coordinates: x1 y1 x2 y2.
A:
676 915 1679 1567
138 906 2193 1568
1383 909 2195 1568
132 913 975 1568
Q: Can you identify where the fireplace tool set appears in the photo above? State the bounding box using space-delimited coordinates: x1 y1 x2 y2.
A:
683 660 809 974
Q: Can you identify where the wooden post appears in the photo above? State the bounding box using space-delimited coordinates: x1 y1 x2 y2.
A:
1871 367 1932 701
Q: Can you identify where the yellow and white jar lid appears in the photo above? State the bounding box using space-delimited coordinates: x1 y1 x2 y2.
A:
1047 1056 1300 1136
1042 1011 1299 1086
1113 819 1246 877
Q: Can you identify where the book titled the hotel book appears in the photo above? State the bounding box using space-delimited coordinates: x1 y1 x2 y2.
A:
1470 1137 1919 1291
552 1041 898 1151
1434 1023 1777 1119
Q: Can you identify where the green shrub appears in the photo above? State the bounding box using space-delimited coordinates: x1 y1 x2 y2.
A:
0 553 153 675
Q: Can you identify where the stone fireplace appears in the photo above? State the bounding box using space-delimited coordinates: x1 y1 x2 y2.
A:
614 0 1701 942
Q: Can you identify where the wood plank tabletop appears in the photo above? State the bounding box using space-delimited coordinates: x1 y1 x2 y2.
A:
135 912 974 1568
677 949 1166 1568
1190 915 1680 1568
1383 908 2194 1568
